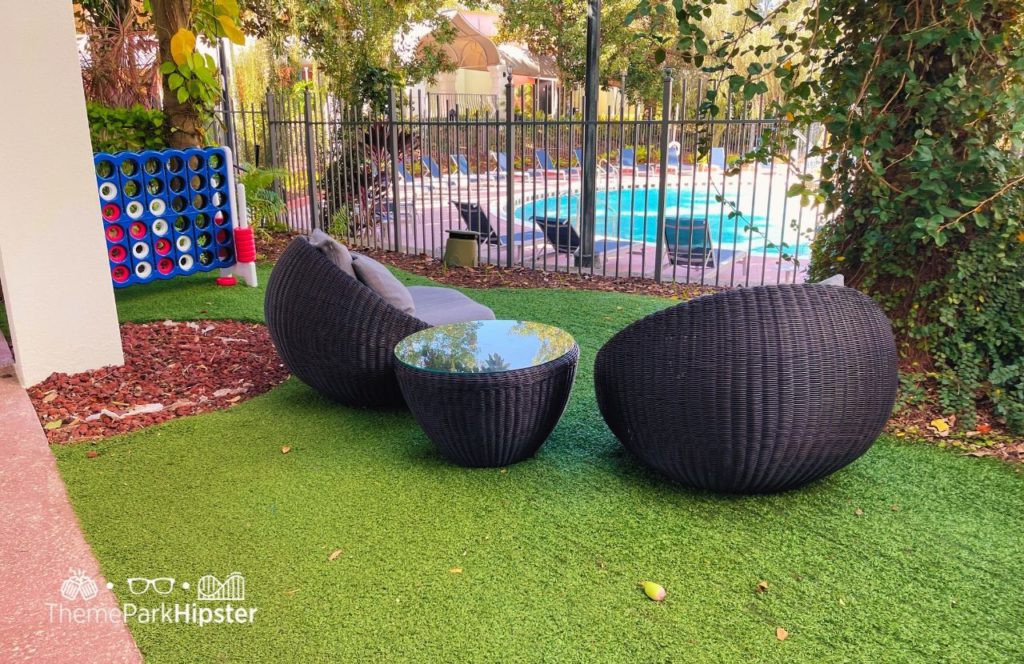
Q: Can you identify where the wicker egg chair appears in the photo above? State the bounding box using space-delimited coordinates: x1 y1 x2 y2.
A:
264 237 428 408
594 284 898 493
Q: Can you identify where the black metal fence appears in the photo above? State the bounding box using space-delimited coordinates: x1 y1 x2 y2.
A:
214 74 826 287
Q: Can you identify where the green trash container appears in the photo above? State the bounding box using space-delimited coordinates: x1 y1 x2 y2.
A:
443 230 480 267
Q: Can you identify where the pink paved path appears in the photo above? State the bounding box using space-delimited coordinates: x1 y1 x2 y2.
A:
0 347 141 662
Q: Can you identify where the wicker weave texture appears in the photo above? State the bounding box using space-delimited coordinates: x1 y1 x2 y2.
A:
594 284 898 493
265 238 429 408
396 346 579 467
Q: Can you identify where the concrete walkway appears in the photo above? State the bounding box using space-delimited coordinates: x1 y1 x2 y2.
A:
0 344 141 662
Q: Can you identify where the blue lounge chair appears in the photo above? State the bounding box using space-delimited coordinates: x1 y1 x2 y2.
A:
664 217 741 268
450 154 480 181
454 201 544 246
397 162 432 191
710 147 727 170
576 147 612 174
491 151 532 179
620 148 650 174
420 156 454 187
534 149 574 177
531 215 629 256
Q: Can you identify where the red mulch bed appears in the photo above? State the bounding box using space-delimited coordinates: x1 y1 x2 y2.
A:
30 321 289 444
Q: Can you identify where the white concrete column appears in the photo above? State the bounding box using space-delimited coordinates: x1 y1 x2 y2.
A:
0 0 124 385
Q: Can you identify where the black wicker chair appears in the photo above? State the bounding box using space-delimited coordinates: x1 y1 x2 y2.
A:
264 237 429 408
594 284 898 493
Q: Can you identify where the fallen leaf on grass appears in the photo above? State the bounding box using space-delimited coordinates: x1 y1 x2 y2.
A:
776 627 789 641
281 446 291 454
328 549 343 561
891 504 900 512
641 581 666 602
756 580 769 594
854 508 864 517
86 450 99 459
449 567 463 574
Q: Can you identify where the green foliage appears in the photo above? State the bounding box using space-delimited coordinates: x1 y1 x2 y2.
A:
87 102 167 153
238 164 286 230
633 0 1024 431
242 0 457 109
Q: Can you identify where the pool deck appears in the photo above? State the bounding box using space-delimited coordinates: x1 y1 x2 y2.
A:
289 165 816 286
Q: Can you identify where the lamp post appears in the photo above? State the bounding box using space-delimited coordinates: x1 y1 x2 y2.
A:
578 0 601 268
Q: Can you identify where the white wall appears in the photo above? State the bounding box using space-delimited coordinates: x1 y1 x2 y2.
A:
0 1 124 385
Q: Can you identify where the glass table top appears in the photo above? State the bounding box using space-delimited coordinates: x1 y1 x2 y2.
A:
395 320 576 374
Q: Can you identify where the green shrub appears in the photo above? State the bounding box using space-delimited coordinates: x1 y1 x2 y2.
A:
238 164 287 231
87 103 167 153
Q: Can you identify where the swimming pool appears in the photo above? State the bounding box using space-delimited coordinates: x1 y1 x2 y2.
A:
514 187 812 258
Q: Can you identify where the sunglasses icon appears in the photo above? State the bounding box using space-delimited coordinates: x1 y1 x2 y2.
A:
126 577 175 595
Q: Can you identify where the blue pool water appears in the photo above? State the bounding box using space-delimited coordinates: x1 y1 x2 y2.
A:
514 187 811 258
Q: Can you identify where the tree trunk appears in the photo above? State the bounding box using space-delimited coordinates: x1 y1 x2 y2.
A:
150 0 201 148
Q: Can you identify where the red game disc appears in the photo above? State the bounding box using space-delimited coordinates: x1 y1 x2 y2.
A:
106 225 124 242
108 245 127 263
102 203 121 222
157 257 175 274
154 238 172 256
111 265 130 283
129 221 147 239
216 276 237 287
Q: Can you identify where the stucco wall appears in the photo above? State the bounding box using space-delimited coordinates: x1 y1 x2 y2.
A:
0 1 124 385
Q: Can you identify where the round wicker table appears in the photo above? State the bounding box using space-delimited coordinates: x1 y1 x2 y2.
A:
394 320 579 467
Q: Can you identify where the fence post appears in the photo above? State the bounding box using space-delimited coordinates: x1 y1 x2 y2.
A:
653 69 674 282
265 89 284 226
388 86 402 252
504 72 514 268
303 88 319 231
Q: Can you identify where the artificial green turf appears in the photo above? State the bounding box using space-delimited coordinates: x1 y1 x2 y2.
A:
53 271 1023 663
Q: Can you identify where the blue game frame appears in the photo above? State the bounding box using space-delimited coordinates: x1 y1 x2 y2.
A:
94 147 237 287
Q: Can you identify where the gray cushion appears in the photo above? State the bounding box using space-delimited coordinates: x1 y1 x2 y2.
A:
408 286 495 326
307 229 355 277
350 253 416 315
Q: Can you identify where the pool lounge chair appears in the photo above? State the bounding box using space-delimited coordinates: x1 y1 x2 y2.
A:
450 154 481 182
419 156 454 187
397 162 434 192
454 201 545 247
576 147 614 175
710 147 727 171
491 151 533 180
531 215 630 257
534 149 575 178
620 148 651 175
664 217 742 268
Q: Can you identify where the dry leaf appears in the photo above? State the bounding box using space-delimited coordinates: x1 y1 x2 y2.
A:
756 580 769 594
328 549 343 561
449 567 463 574
977 423 992 434
281 446 291 454
86 450 99 459
42 392 58 403
854 508 864 517
44 419 63 430
891 504 900 512
929 418 951 436
776 627 789 641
